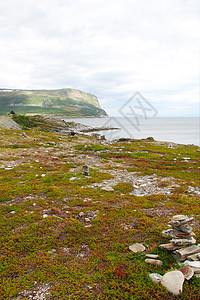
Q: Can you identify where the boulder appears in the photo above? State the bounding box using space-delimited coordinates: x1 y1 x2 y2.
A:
161 270 184 296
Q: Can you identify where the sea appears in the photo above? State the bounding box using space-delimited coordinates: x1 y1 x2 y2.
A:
64 117 200 147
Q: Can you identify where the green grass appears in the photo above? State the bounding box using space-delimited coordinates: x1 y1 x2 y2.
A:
0 124 199 299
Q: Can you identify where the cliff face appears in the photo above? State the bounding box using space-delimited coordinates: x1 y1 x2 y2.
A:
0 88 107 117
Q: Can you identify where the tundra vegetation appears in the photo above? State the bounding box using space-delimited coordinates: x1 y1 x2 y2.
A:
0 115 199 299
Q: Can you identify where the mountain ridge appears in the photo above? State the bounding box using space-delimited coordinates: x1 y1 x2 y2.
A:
0 88 108 117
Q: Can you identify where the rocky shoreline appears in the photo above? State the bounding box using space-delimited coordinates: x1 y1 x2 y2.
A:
0 115 118 137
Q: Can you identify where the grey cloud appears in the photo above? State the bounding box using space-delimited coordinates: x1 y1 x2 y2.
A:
0 0 199 116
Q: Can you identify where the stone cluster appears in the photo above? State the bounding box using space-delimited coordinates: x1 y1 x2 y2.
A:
160 215 197 251
129 215 200 296
160 215 200 266
159 214 200 292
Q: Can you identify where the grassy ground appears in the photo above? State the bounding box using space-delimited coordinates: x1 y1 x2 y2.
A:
0 123 199 299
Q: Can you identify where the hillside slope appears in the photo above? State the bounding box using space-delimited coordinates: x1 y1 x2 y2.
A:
0 88 108 117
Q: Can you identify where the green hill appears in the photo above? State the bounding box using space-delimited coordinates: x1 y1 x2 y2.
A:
0 88 108 117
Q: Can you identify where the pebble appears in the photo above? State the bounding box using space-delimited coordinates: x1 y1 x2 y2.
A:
161 270 184 296
43 214 48 218
149 273 163 283
69 177 79 181
84 218 90 222
146 254 159 259
79 212 85 217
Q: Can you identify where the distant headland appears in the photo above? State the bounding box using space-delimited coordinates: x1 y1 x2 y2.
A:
0 88 108 117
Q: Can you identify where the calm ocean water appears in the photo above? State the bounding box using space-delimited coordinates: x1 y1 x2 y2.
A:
64 117 200 146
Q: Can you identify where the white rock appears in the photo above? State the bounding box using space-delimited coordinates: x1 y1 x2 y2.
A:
84 218 90 222
149 273 163 283
101 186 114 192
184 260 200 268
79 212 85 217
161 271 184 296
69 177 78 181
129 243 146 253
43 214 48 218
146 254 159 259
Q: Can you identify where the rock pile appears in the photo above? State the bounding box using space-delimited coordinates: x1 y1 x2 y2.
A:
82 165 89 176
160 215 196 250
158 215 200 294
160 215 200 266
129 215 200 296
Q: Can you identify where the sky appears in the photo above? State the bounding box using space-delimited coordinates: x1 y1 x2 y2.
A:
0 0 199 116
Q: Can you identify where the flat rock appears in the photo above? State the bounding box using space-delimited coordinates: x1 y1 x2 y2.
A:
171 215 186 222
145 259 163 266
184 260 200 269
161 270 184 296
101 186 114 192
132 190 147 196
172 229 195 238
149 273 163 283
146 254 159 259
129 243 146 253
175 244 200 261
159 243 181 251
178 265 194 280
169 215 194 226
171 237 196 246
187 253 200 261
176 224 193 234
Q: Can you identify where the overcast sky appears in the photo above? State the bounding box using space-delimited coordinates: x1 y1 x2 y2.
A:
0 0 199 116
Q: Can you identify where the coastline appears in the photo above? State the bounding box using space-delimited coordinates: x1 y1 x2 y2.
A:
0 114 199 147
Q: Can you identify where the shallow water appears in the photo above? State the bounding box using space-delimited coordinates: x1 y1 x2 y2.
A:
64 117 200 146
